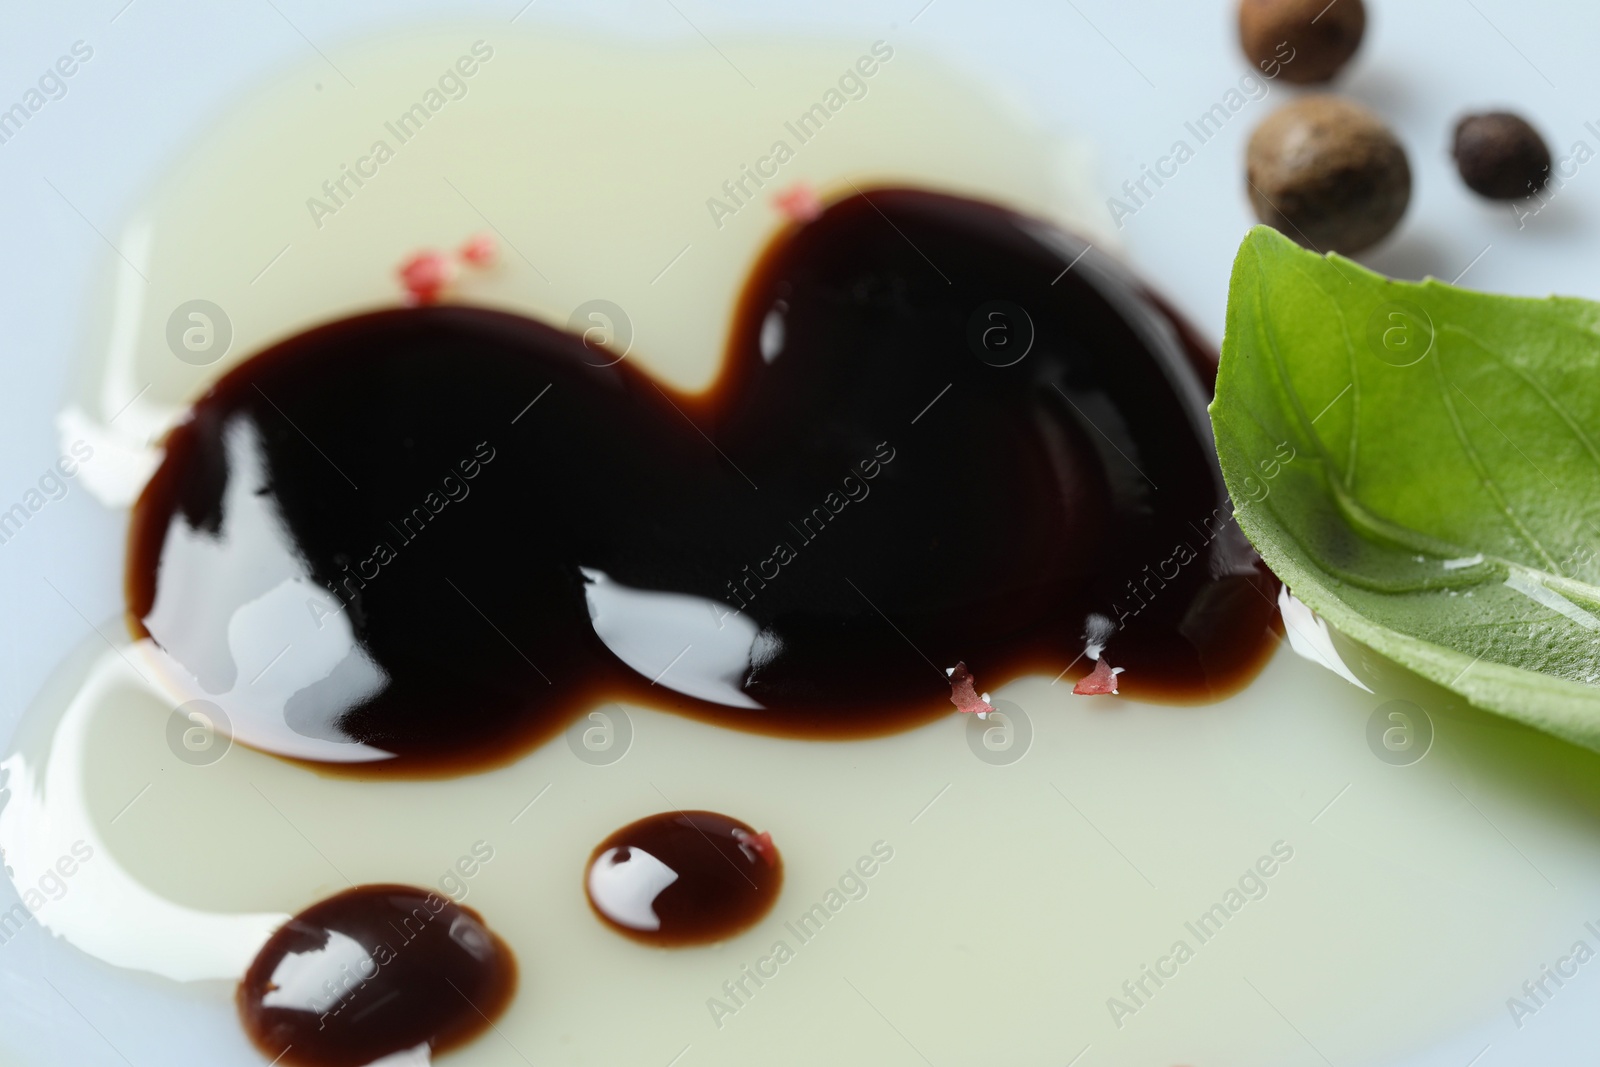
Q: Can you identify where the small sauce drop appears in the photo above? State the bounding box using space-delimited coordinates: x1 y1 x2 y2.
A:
586 811 783 946
238 885 516 1067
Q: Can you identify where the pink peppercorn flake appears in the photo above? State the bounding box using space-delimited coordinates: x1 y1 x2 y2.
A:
735 829 779 868
460 232 498 266
398 250 456 305
947 661 998 718
772 182 823 223
1073 657 1120 696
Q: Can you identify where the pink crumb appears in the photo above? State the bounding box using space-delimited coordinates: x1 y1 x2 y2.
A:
460 232 498 266
772 182 823 223
947 661 998 718
1073 657 1120 696
736 829 779 868
398 250 456 305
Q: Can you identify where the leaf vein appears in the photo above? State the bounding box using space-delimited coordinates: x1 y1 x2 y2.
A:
1432 344 1562 572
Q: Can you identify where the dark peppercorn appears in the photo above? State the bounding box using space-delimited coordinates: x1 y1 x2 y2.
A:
1453 112 1551 200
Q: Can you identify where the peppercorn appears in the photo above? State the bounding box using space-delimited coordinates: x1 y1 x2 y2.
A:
1239 0 1366 84
1453 112 1551 200
1246 95 1411 254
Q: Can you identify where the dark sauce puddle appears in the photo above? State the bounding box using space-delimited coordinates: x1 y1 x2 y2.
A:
237 885 515 1067
128 189 1278 775
586 810 783 946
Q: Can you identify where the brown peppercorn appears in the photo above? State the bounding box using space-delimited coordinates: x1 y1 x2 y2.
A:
1453 112 1551 200
1239 0 1366 84
1246 95 1411 254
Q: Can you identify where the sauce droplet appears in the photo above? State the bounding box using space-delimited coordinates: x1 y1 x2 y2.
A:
238 885 516 1067
586 811 782 946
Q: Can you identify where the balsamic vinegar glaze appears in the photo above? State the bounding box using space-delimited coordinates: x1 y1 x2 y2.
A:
127 189 1278 774
586 811 783 946
237 885 515 1067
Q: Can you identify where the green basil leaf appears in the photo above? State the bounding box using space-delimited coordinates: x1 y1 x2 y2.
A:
1212 225 1600 751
